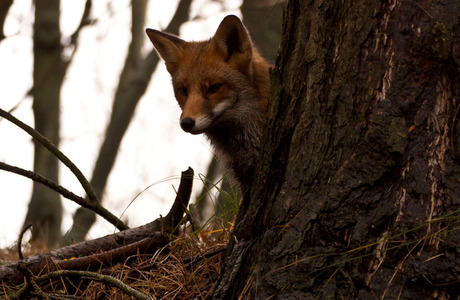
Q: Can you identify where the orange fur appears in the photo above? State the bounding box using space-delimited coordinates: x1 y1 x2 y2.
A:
146 15 271 196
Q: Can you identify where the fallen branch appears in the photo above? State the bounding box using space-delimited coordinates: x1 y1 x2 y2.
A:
0 167 194 285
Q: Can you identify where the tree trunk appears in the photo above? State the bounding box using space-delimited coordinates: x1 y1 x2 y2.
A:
214 1 460 299
25 0 65 248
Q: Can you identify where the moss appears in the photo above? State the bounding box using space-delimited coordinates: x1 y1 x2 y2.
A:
423 21 451 59
387 117 409 153
369 108 408 154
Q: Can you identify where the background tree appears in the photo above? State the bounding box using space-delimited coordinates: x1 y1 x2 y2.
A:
215 0 460 298
24 0 91 247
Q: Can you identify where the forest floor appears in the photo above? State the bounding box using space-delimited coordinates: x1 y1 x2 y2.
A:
0 224 229 299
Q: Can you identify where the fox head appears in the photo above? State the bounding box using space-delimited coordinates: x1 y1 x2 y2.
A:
146 15 268 135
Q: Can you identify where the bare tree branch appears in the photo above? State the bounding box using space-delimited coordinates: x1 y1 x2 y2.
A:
0 107 99 204
0 161 128 231
69 0 92 45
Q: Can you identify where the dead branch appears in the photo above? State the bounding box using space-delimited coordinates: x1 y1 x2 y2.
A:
0 167 194 285
17 223 32 260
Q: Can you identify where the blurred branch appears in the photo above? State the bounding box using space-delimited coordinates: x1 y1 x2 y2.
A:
0 2 90 120
0 0 13 42
69 0 92 45
64 0 93 65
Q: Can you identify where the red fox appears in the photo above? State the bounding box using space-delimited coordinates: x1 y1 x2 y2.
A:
146 15 271 196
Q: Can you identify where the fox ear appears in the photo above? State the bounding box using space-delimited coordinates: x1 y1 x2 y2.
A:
146 29 185 74
212 15 253 71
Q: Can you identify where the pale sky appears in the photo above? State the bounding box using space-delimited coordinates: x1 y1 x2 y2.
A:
0 0 241 247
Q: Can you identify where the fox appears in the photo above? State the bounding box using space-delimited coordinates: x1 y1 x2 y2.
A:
146 15 271 197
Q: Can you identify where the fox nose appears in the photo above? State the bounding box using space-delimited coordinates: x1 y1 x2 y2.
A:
180 117 195 132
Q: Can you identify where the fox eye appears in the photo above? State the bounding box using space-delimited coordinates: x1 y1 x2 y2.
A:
177 87 188 97
207 83 223 95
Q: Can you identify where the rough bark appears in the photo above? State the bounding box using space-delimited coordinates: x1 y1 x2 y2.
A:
63 0 192 244
215 1 460 299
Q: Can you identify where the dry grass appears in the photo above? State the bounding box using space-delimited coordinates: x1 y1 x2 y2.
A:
0 223 230 299
89 229 227 299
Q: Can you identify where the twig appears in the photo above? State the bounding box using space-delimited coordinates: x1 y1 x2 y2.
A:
50 270 152 299
0 161 128 231
16 263 46 299
165 167 194 236
11 267 152 300
17 223 33 259
0 107 99 204
65 0 93 64
69 0 92 45
183 247 226 268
